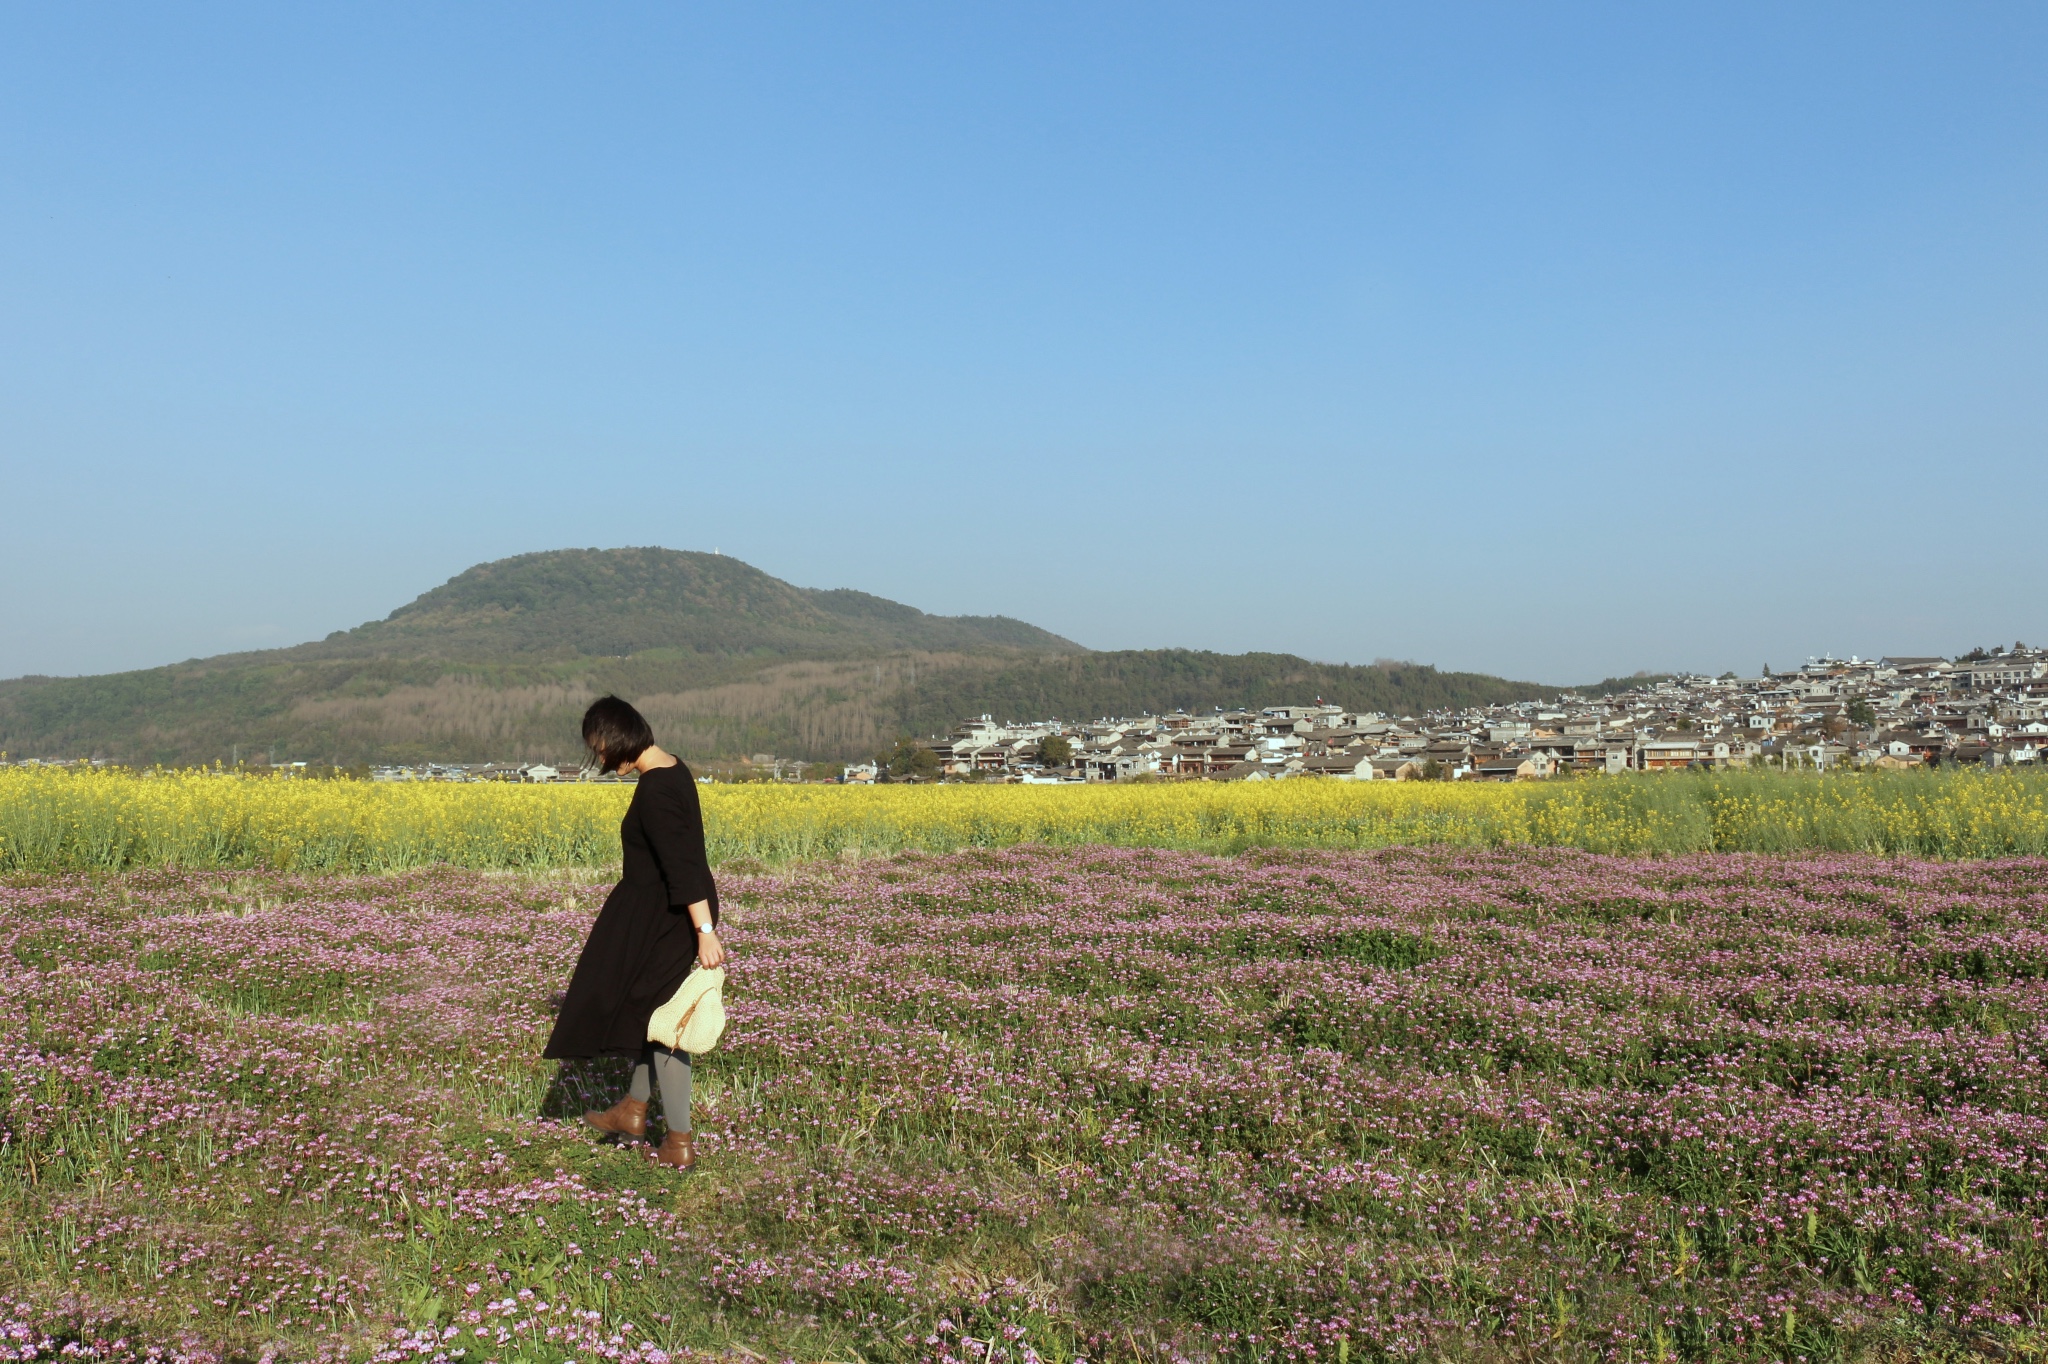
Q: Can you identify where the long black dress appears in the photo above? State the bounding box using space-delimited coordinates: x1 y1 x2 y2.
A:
542 762 721 1059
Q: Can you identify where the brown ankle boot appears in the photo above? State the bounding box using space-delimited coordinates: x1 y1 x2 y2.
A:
652 1130 695 1170
584 1096 648 1139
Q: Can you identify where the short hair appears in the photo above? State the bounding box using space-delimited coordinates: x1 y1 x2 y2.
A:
582 695 654 772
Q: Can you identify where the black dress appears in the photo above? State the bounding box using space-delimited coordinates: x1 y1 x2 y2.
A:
542 763 721 1059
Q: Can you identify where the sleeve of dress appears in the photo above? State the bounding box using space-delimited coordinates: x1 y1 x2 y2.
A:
640 774 719 911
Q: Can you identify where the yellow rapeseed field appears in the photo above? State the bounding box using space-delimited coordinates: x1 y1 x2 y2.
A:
3 765 2046 872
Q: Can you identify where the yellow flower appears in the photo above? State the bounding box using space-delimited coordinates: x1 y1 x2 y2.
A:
1 765 2043 872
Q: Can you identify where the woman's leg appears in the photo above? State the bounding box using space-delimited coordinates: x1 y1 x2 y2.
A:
650 1044 692 1134
584 1046 653 1137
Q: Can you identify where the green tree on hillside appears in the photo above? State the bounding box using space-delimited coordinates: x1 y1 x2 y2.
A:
1038 735 1073 767
1845 698 1878 729
877 737 942 782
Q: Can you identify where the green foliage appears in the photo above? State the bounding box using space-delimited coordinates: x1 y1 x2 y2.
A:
1038 735 1073 767
878 738 942 782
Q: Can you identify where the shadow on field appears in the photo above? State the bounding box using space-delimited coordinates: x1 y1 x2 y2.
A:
538 1058 636 1120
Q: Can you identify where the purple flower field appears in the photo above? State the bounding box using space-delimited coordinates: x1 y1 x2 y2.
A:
3 846 2046 1363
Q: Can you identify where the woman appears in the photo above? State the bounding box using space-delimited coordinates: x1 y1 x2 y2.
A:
543 695 725 1171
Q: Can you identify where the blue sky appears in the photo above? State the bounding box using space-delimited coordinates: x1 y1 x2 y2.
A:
3 4 2044 682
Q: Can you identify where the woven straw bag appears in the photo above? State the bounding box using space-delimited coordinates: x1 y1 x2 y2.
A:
646 966 727 1054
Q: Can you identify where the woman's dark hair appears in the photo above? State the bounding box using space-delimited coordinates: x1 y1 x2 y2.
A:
582 695 654 771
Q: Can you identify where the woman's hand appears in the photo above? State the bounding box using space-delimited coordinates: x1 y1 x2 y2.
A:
685 900 725 969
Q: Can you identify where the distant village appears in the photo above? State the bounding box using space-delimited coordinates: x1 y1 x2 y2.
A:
840 646 2048 784
7 646 2044 782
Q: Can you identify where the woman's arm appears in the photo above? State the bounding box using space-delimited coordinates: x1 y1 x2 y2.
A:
683 898 725 969
641 775 724 968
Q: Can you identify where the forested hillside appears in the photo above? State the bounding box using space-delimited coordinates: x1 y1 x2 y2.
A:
0 548 1611 766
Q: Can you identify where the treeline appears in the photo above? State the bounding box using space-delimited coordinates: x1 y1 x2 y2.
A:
1 648 1602 768
887 649 1574 735
0 548 1633 767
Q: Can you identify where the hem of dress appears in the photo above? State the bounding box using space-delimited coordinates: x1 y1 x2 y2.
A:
540 1044 649 1061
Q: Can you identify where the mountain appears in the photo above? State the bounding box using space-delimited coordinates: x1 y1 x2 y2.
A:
0 548 1599 766
293 548 1080 662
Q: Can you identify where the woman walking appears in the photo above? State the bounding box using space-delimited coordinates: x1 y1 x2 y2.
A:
543 696 725 1170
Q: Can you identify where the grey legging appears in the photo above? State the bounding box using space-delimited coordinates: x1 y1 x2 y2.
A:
626 1042 692 1133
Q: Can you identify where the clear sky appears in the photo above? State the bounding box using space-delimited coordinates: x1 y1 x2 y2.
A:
4 4 2044 683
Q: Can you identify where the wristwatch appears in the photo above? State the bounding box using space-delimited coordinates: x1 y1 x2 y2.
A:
696 922 716 934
